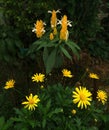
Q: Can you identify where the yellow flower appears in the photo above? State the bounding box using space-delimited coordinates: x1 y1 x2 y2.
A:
32 20 45 38
40 85 44 89
71 109 76 115
61 15 68 29
62 69 73 78
59 15 72 41
32 73 45 82
72 86 92 109
96 90 107 105
89 73 99 79
22 93 40 111
60 27 69 41
48 9 60 29
53 27 57 35
4 79 15 89
49 33 54 40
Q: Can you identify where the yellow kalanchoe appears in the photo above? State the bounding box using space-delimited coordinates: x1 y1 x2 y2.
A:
96 90 107 105
22 93 40 111
62 69 73 78
4 79 15 89
89 73 99 79
72 86 92 109
32 73 45 82
32 20 45 38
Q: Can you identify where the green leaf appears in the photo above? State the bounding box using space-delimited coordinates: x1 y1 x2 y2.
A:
45 99 51 114
60 46 72 60
66 40 80 59
43 47 49 66
0 116 5 129
48 108 62 118
42 118 46 128
45 48 57 74
67 40 80 50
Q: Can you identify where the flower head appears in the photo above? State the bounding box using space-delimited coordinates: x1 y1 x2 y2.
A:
48 9 60 29
96 90 107 105
59 15 72 28
22 93 40 111
59 15 72 41
4 79 15 89
40 85 44 89
32 73 45 82
32 20 45 38
53 27 57 35
62 69 73 78
89 73 99 79
60 28 69 41
71 109 76 115
72 86 92 109
49 33 54 40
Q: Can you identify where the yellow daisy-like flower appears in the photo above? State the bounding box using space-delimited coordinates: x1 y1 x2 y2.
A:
96 90 107 105
62 69 73 78
22 93 40 111
89 73 99 79
72 86 92 109
71 109 76 115
4 79 15 89
32 20 45 38
49 33 54 40
32 73 45 82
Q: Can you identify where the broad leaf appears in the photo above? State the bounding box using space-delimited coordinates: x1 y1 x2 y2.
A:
45 48 57 74
66 41 80 59
60 46 72 60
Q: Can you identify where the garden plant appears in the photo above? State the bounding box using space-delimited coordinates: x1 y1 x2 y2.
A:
0 1 109 130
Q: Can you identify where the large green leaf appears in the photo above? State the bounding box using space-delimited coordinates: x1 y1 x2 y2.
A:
66 40 80 59
60 45 72 60
45 48 57 74
0 116 5 129
43 47 49 66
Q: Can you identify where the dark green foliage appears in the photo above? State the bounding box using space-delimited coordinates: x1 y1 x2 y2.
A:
0 116 14 130
1 83 108 130
1 0 109 60
0 25 23 63
88 39 109 59
1 0 100 44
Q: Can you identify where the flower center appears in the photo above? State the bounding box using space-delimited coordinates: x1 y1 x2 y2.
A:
8 83 13 87
29 99 34 104
99 93 104 99
80 93 86 101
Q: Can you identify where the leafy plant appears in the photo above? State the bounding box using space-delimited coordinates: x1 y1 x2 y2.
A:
0 116 13 130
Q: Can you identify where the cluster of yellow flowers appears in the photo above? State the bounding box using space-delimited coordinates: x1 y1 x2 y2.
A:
32 20 45 38
4 70 108 111
32 9 72 41
73 86 108 109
